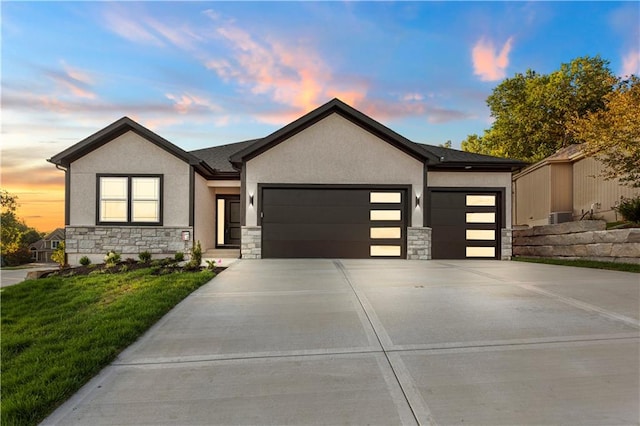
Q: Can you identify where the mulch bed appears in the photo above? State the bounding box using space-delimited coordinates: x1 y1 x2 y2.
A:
39 259 225 279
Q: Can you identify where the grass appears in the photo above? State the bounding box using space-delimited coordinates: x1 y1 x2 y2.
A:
0 268 215 426
514 257 640 273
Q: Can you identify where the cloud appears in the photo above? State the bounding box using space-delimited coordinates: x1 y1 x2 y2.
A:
103 5 164 46
204 13 369 123
361 95 473 124
621 50 639 77
43 62 97 99
165 93 222 114
471 37 513 81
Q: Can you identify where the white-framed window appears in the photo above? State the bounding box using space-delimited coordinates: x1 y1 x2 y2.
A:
97 175 162 225
51 240 60 249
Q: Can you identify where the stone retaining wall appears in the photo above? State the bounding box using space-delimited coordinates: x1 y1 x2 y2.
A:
513 220 640 264
66 226 192 265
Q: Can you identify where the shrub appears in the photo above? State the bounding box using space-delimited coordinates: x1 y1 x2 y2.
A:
174 251 185 262
187 241 202 269
138 251 152 263
616 196 640 224
51 241 66 268
79 256 91 266
104 251 121 268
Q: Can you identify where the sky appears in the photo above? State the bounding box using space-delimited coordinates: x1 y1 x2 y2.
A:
2 1 639 232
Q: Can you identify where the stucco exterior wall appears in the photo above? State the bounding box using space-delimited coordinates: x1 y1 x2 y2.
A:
245 113 425 227
194 173 215 251
69 130 191 226
427 171 513 229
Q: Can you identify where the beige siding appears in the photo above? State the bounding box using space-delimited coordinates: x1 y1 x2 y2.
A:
573 157 640 222
245 113 424 227
69 130 191 226
549 164 573 213
513 166 550 227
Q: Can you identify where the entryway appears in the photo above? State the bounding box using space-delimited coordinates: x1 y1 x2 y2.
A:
216 195 241 248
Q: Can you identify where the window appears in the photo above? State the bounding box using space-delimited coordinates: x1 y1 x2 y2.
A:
98 175 162 225
370 210 402 221
51 240 60 249
370 192 402 203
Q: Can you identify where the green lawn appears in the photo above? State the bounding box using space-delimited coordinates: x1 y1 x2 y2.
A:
0 268 215 426
514 257 640 273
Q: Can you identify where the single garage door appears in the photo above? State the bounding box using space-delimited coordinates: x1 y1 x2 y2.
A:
429 190 500 259
261 187 407 258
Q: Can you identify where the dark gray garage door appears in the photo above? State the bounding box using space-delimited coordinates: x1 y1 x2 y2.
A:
261 187 407 258
429 190 500 259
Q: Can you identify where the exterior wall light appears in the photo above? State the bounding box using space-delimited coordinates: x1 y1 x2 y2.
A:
249 195 254 206
416 195 420 207
181 230 190 241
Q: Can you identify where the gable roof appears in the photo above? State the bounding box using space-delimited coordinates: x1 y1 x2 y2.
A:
48 117 217 178
43 228 65 241
190 139 260 174
228 98 440 167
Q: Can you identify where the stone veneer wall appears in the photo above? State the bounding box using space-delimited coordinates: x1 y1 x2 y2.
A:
501 229 513 260
241 226 262 259
66 226 192 264
407 227 431 260
513 220 640 264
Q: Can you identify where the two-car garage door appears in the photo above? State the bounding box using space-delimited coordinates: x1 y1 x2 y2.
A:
261 187 407 258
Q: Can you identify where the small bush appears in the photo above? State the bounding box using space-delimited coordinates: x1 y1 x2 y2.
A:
104 251 121 267
51 241 66 268
138 251 152 263
187 241 202 269
79 256 91 266
616 196 640 224
174 251 185 262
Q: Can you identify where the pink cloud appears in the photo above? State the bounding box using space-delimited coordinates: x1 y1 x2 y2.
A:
472 37 514 81
621 50 639 77
204 15 369 123
165 93 222 114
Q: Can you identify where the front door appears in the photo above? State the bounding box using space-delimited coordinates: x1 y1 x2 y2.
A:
216 195 241 248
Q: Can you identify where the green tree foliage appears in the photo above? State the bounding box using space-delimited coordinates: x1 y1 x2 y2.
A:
570 76 640 187
462 56 616 162
1 189 44 266
51 241 67 268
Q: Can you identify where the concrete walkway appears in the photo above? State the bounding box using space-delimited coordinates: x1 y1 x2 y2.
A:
43 260 640 425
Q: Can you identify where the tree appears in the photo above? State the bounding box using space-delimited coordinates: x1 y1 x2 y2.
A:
1 189 44 265
570 76 640 187
438 140 452 149
462 56 616 162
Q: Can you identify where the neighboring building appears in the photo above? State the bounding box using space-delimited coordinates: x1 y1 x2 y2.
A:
28 228 65 263
513 145 640 227
48 99 524 264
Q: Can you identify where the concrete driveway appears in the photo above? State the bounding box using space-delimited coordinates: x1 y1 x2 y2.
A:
43 259 640 425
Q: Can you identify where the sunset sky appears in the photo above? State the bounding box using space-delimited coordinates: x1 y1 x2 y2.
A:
2 1 639 232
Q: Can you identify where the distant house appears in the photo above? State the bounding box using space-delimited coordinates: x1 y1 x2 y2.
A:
513 145 640 227
29 228 65 263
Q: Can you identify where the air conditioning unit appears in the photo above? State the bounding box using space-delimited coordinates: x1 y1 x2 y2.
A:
549 211 572 224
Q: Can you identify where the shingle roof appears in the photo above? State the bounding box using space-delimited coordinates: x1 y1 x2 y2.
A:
412 143 526 168
190 139 260 173
189 137 525 173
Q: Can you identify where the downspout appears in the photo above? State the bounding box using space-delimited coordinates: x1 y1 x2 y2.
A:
55 164 70 226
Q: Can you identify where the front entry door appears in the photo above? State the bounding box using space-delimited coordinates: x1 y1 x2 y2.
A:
216 195 241 248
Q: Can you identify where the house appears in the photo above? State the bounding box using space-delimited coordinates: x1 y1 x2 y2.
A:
28 228 65 263
48 99 524 264
513 145 640 227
